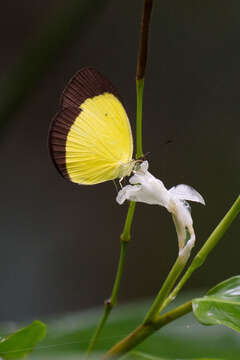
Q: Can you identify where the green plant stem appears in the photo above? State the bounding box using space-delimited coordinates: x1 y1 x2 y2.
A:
87 241 128 356
143 254 189 324
136 79 144 159
102 300 192 359
110 241 128 307
86 306 110 356
162 195 240 310
87 201 136 355
121 202 137 242
87 202 135 356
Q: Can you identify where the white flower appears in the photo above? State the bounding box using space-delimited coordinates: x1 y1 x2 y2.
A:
117 161 205 258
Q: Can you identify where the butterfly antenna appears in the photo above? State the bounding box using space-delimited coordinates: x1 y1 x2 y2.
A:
113 179 119 193
136 151 151 162
142 151 151 160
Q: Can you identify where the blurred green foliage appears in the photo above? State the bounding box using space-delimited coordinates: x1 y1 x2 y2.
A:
0 292 237 359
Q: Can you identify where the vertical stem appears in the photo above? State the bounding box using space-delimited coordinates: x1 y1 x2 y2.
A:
110 241 128 307
86 306 110 356
87 202 136 356
136 0 153 159
136 79 144 159
143 254 188 323
121 201 136 242
136 0 153 80
87 241 128 356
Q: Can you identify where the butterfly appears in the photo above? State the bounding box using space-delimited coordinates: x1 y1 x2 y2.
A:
48 67 135 185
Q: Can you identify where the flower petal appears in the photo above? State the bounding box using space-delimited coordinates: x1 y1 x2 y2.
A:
116 161 171 207
116 185 141 204
169 184 205 205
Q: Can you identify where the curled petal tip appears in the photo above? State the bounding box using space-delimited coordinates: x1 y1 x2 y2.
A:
169 184 205 205
116 187 128 205
139 160 149 172
116 185 141 204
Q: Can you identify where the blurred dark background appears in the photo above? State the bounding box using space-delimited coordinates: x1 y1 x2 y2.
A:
0 0 239 322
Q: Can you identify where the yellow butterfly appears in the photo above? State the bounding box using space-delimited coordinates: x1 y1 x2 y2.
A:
49 67 135 185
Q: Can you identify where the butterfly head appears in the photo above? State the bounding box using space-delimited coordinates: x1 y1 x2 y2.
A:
118 159 138 180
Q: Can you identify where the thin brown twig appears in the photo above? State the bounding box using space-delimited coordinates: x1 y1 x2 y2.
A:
136 0 153 80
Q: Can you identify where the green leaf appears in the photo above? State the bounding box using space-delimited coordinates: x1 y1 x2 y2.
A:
0 320 46 359
193 276 240 332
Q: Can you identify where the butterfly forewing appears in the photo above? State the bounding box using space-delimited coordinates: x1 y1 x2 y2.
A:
49 67 133 185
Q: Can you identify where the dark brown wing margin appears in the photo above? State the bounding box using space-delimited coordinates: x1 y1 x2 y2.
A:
60 67 119 108
48 106 80 180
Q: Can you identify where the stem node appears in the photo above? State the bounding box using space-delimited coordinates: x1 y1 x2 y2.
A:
104 298 113 309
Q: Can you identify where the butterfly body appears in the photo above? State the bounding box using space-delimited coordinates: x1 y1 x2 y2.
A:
49 68 134 185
